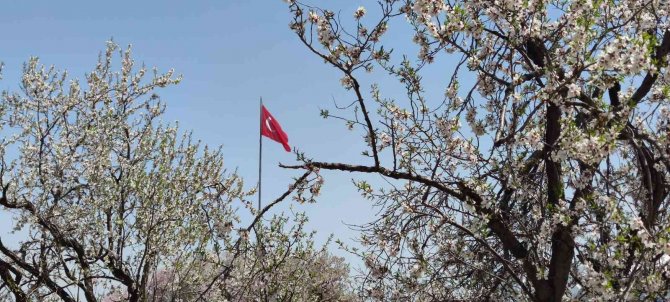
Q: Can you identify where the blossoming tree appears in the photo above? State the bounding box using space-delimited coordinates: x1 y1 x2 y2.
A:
0 42 352 302
282 0 670 300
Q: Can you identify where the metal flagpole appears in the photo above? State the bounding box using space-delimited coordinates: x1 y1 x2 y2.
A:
257 98 266 268
258 97 263 211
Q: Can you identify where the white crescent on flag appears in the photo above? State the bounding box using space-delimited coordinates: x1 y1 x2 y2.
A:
265 116 275 133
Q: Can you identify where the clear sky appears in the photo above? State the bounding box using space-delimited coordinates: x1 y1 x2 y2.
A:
0 0 388 263
0 0 464 267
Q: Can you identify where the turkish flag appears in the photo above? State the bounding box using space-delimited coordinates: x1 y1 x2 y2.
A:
261 105 290 152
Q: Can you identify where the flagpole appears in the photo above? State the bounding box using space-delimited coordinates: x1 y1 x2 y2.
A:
258 97 263 211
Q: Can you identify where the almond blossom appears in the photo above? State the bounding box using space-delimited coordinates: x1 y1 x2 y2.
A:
0 42 353 302
283 0 670 300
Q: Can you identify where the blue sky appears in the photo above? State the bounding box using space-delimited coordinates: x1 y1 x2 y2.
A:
0 0 389 262
0 0 465 267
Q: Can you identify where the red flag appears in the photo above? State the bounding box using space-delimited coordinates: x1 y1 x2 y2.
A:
260 105 290 152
